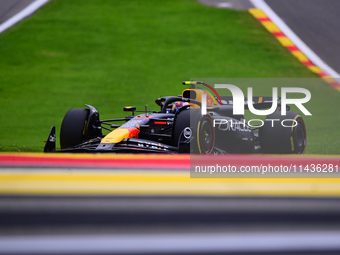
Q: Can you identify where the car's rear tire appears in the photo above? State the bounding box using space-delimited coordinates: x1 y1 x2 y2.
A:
60 108 89 149
260 111 306 154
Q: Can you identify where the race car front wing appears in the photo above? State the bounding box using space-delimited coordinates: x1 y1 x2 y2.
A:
44 126 178 153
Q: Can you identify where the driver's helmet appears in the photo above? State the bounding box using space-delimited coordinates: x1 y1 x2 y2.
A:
171 101 189 113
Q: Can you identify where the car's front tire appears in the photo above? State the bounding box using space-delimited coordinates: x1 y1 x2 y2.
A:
60 108 89 149
197 114 215 154
173 109 215 154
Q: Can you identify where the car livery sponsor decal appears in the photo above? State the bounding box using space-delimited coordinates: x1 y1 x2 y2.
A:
101 115 152 144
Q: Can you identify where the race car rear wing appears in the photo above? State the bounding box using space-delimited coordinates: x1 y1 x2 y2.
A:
219 96 281 110
182 81 283 110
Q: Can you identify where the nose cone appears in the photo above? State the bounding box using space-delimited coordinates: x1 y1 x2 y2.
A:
101 127 139 144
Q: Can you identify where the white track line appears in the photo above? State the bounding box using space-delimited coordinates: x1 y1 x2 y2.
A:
250 0 340 78
0 0 50 34
1 231 340 254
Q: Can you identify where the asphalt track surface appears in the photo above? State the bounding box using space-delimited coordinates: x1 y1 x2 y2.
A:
265 0 340 75
0 0 34 25
2 195 340 236
1 195 340 254
1 154 340 254
198 0 340 76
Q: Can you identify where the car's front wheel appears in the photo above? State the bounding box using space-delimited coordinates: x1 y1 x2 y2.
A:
173 109 215 154
197 114 215 154
60 108 89 149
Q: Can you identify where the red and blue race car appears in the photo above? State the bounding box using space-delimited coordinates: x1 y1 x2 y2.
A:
44 81 306 154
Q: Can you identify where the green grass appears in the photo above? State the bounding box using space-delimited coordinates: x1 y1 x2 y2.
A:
0 0 338 153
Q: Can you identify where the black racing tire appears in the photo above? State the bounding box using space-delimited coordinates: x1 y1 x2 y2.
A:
173 108 207 153
173 109 216 154
173 109 191 147
60 108 90 149
173 109 200 146
196 114 215 154
260 111 306 154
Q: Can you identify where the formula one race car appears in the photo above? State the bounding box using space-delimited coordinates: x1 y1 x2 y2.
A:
44 81 306 154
